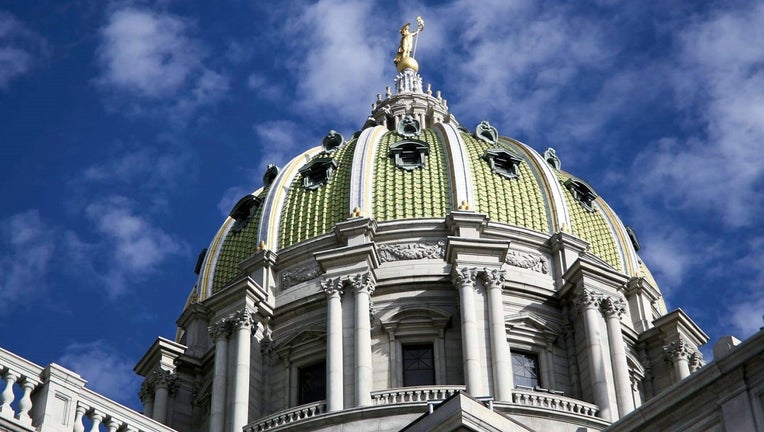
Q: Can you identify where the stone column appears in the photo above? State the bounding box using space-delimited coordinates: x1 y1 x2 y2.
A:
351 273 375 407
231 308 255 432
322 278 345 412
138 381 154 419
601 296 634 417
575 289 612 421
150 369 176 424
208 318 231 432
483 268 513 401
452 267 483 396
664 340 691 380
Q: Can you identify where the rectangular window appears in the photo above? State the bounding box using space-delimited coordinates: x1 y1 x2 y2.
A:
402 343 435 386
512 352 540 388
298 361 326 404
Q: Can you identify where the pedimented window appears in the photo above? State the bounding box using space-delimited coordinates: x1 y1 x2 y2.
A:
389 139 429 171
482 148 522 179
299 157 337 190
229 194 262 233
564 177 598 211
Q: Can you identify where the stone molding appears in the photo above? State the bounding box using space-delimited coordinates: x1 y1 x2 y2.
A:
505 250 549 274
377 241 445 263
281 263 322 289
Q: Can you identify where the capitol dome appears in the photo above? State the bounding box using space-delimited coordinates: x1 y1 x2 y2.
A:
142 22 709 432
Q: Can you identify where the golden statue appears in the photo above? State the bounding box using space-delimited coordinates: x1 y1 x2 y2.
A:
394 16 424 71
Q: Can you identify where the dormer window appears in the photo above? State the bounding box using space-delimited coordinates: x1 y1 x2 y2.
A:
564 177 598 211
482 148 522 179
299 157 337 190
229 194 262 232
389 139 429 171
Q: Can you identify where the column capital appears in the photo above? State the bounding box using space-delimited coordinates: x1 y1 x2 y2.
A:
231 307 256 330
208 318 231 341
481 268 506 288
451 266 478 287
349 272 375 295
321 277 344 297
138 380 154 402
688 350 704 371
147 369 179 394
663 339 692 361
574 288 602 310
600 296 626 319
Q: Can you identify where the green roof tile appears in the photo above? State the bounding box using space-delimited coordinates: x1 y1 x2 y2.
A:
212 189 267 294
372 129 450 221
278 140 357 249
556 171 623 271
461 132 549 233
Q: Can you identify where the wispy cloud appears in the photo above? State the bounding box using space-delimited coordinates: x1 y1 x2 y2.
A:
285 0 388 126
634 3 764 228
83 195 187 297
0 210 55 312
0 10 47 89
96 6 228 124
58 341 141 408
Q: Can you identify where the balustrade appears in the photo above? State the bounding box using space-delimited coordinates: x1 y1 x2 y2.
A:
246 401 326 432
371 385 465 405
508 388 599 418
0 346 175 432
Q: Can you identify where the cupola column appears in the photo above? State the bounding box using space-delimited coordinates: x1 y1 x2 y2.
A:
575 289 613 421
322 278 345 412
351 273 375 407
231 308 256 432
208 318 231 432
452 267 483 396
483 268 513 401
601 296 634 417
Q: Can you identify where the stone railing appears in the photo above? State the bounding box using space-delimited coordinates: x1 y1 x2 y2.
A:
246 401 326 432
0 346 176 432
371 385 465 405
508 387 599 418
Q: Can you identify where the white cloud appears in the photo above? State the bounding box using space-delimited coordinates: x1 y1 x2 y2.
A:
0 11 46 89
98 7 200 97
57 341 141 407
97 7 228 123
287 0 388 125
634 3 764 227
0 210 55 312
84 196 187 296
81 146 191 192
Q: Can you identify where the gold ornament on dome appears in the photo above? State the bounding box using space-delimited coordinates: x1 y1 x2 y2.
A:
394 16 424 72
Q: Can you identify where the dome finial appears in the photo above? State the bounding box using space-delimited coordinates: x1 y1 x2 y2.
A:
394 16 424 72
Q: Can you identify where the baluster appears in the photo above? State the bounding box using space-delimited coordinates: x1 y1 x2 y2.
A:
0 371 19 417
105 419 120 432
15 379 35 424
90 411 104 432
73 405 86 432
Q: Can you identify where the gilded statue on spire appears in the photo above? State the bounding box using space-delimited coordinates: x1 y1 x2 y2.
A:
394 16 424 72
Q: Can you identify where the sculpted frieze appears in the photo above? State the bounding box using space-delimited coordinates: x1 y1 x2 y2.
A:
377 241 445 263
281 263 322 288
505 250 549 274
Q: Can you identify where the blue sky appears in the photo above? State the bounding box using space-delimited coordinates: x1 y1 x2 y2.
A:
1 0 763 410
